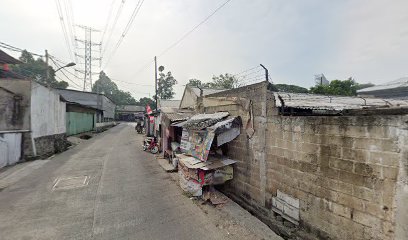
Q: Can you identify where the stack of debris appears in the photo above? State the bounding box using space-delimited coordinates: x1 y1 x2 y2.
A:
175 112 241 202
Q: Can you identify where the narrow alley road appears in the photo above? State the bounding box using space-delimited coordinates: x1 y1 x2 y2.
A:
0 123 281 240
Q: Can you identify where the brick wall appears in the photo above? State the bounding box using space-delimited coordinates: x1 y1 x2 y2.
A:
203 83 408 240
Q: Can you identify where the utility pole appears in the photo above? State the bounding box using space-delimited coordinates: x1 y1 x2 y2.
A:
75 25 101 91
154 56 158 110
45 50 50 87
260 64 270 83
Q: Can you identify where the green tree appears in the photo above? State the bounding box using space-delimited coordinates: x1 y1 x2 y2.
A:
187 74 239 89
274 84 309 93
92 71 137 105
310 78 358 96
11 50 68 89
138 97 156 110
187 79 203 87
209 73 239 89
157 66 177 99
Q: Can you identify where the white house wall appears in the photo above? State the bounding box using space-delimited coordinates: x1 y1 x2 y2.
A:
31 82 66 138
0 133 22 168
180 87 198 109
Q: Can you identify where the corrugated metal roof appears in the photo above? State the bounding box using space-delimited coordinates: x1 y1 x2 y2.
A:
357 77 408 93
163 112 193 122
182 112 230 130
274 92 408 111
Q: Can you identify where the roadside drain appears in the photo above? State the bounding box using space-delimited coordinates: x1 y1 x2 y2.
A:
52 176 89 191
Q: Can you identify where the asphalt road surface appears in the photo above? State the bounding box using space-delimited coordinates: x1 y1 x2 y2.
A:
0 123 281 240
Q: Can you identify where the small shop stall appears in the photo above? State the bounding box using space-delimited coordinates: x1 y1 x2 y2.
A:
160 111 193 164
175 112 241 199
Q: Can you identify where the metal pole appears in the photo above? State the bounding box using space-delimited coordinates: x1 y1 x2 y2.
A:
45 50 49 87
154 56 158 110
260 64 269 82
90 30 93 90
83 37 87 91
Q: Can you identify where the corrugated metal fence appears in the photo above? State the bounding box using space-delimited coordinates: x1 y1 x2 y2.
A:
66 112 94 136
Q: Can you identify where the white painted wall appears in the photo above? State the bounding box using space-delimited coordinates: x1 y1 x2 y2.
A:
179 87 198 109
0 133 22 168
31 82 66 138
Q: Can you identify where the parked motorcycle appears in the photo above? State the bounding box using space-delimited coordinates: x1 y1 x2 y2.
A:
143 137 159 154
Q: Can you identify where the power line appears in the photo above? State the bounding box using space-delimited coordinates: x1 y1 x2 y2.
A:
158 0 233 57
110 77 153 86
49 56 79 79
49 57 83 89
126 0 233 81
54 0 75 61
65 0 78 62
102 0 126 58
0 41 43 57
48 54 69 65
122 0 144 36
55 75 82 90
103 0 144 68
101 0 116 45
0 41 82 89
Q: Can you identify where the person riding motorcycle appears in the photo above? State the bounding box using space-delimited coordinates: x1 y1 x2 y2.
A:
135 120 143 133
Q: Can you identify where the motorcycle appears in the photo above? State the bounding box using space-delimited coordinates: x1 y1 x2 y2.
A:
143 137 159 154
135 124 143 134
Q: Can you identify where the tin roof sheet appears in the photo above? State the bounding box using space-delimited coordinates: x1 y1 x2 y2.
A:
182 112 230 130
274 92 408 111
163 112 193 122
357 77 408 93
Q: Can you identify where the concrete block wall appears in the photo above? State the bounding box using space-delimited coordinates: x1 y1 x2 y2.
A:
203 83 408 239
205 82 272 220
265 115 406 240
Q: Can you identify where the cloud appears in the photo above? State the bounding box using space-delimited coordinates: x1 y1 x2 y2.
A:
1 0 407 99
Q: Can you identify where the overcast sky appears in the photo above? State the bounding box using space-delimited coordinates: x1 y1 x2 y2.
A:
1 0 408 99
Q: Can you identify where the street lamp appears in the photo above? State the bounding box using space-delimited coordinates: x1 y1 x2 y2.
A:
55 62 76 72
